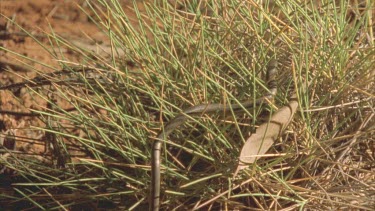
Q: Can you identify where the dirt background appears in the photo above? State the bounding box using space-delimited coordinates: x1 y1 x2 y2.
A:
0 0 149 154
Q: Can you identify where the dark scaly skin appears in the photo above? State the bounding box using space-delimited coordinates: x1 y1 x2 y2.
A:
150 59 278 211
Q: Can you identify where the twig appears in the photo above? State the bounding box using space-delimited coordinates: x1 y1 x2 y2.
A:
0 60 33 73
0 65 115 91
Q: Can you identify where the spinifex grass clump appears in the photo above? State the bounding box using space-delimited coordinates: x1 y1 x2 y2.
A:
0 0 374 210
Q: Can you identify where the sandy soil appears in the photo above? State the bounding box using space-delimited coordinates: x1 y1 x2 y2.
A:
0 0 91 154
0 0 149 154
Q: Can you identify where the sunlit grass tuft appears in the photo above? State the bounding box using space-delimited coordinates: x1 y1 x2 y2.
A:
0 0 374 210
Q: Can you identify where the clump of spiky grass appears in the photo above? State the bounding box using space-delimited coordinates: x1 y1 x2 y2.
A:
1 0 374 210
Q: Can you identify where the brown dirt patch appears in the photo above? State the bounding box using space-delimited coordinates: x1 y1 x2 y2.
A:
1 0 97 153
0 0 147 154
